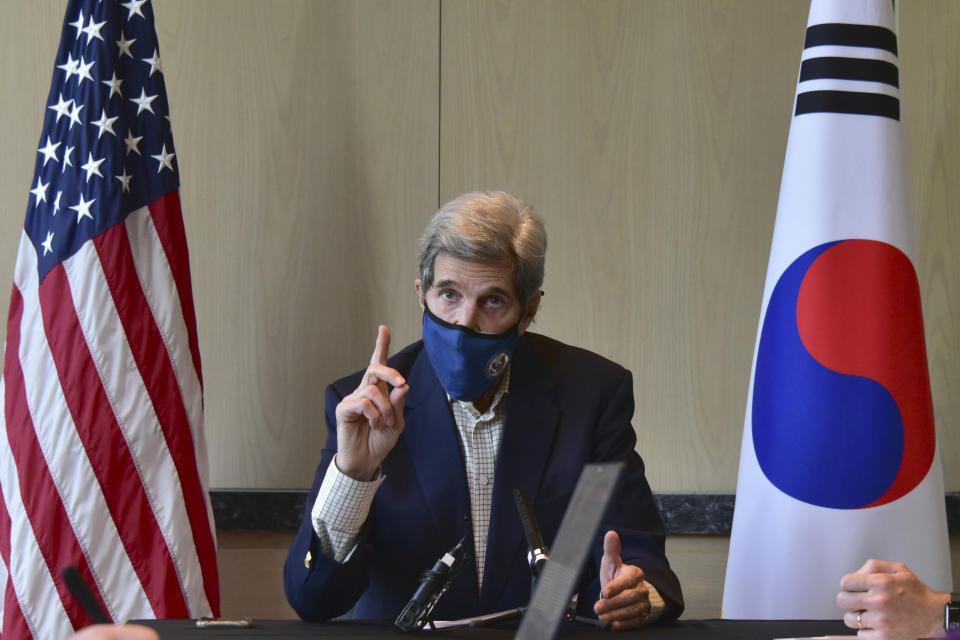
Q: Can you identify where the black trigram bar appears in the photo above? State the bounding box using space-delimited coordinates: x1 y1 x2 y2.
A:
800 57 899 87
804 23 898 55
795 90 899 120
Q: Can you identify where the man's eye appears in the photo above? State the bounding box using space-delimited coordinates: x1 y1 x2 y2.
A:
440 290 457 301
486 296 504 307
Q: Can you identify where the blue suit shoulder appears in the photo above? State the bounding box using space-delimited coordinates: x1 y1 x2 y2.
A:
521 332 627 375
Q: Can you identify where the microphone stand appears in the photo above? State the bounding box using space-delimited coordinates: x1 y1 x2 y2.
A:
458 489 608 630
406 488 610 631
513 486 548 594
512 488 609 630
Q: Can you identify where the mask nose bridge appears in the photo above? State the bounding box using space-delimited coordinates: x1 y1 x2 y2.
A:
457 299 482 332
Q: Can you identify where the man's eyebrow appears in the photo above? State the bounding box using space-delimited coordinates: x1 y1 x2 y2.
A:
482 286 513 298
432 280 514 298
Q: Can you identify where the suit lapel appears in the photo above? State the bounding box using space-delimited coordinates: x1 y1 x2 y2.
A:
479 336 561 611
400 348 479 601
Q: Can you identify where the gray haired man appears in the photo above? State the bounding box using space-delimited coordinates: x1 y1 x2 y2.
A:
284 191 684 627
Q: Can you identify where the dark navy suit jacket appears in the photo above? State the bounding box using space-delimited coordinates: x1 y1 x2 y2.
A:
283 333 683 622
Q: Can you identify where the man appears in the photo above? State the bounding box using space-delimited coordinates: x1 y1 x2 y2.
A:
838 559 952 640
284 191 683 628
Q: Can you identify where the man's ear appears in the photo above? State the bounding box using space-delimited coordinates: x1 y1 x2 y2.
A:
415 279 425 311
518 290 542 335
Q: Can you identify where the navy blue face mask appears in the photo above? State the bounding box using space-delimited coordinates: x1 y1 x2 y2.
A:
421 306 519 401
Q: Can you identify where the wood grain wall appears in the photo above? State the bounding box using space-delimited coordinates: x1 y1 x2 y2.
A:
1 1 958 494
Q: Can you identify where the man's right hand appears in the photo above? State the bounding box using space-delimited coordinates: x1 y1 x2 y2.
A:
334 325 409 481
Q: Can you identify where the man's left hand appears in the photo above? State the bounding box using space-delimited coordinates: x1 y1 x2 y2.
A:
594 530 651 631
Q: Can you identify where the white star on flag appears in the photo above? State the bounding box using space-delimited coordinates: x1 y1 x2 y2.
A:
40 231 55 256
81 152 106 182
53 190 62 214
81 16 106 44
151 144 176 173
92 109 119 139
76 56 96 85
121 0 147 20
67 102 84 129
131 88 157 115
116 168 133 193
64 145 75 167
30 177 49 205
48 93 74 122
142 49 162 76
57 53 79 81
68 10 85 36
116 31 136 58
124 129 143 155
38 136 61 166
102 72 123 98
69 193 95 222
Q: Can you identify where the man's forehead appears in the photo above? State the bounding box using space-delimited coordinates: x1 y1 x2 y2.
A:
431 254 517 296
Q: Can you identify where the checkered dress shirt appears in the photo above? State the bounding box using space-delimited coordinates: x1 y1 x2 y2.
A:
447 366 510 588
311 369 511 588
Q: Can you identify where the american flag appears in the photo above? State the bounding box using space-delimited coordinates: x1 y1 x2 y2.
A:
0 0 219 637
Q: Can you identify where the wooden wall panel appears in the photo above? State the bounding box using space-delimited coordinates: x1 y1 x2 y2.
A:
441 0 960 491
155 0 439 488
0 0 439 489
900 3 960 489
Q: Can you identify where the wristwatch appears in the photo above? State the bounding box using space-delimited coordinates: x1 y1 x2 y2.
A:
945 593 960 630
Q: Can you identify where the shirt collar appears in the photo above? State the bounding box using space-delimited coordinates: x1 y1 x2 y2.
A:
447 365 511 421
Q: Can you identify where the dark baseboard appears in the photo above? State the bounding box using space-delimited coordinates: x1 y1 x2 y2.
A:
210 490 960 535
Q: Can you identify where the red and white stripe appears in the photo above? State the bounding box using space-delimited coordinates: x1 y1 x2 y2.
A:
0 191 219 638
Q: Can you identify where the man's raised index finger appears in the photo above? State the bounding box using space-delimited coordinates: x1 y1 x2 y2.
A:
371 325 391 365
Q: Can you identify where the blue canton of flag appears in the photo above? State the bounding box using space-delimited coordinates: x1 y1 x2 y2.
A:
28 0 178 283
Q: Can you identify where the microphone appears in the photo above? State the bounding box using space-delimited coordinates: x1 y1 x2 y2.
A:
395 536 468 632
513 488 549 580
62 566 110 624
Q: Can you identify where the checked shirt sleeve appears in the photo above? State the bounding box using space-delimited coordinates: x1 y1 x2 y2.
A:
310 455 384 563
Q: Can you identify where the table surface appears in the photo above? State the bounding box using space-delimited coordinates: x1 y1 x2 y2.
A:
138 618 855 639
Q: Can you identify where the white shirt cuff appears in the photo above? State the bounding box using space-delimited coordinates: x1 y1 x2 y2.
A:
310 455 384 563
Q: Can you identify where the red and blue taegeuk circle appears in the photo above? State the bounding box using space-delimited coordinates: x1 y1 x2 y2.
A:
752 239 935 509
